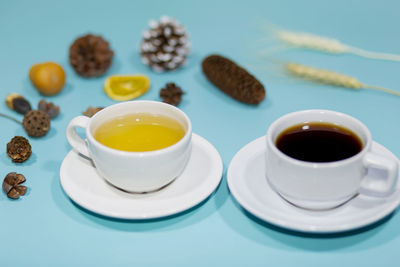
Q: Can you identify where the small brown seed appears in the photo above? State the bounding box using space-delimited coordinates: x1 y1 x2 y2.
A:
5 93 32 114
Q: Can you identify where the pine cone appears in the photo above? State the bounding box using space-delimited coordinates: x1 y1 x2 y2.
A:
7 136 32 163
160 83 184 106
69 34 114 77
140 16 190 72
23 110 50 137
202 54 266 105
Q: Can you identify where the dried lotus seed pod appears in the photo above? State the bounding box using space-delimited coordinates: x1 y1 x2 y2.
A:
23 110 50 137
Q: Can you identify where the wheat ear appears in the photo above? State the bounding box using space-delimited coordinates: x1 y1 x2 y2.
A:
285 63 400 96
277 31 400 62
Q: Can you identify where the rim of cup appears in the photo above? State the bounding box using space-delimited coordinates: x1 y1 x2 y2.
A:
266 109 372 167
86 100 192 157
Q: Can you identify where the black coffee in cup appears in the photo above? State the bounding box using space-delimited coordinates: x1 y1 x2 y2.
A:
276 122 363 163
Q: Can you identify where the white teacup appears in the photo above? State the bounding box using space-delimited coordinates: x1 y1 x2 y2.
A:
66 100 192 193
265 110 398 210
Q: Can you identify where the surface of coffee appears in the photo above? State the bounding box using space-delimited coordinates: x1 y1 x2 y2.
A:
276 122 363 162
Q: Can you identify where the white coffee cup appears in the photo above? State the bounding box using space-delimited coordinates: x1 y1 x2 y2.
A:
66 100 192 193
265 109 398 210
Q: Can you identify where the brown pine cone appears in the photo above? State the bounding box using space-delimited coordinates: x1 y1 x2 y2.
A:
160 83 184 106
202 54 266 105
7 136 32 163
140 16 190 72
23 110 50 137
69 34 114 77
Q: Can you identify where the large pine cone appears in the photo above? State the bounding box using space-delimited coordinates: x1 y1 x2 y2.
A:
202 55 266 105
69 34 114 78
140 16 190 72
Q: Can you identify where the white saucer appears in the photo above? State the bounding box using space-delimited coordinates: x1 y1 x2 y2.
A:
227 136 400 233
60 133 223 219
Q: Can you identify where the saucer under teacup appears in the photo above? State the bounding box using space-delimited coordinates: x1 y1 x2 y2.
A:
227 136 400 233
60 133 223 219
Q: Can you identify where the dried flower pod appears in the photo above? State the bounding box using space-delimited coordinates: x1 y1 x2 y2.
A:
140 16 190 72
69 34 114 77
3 172 27 199
23 110 50 137
5 93 32 114
82 106 103 117
160 83 184 106
38 99 60 118
7 136 32 163
202 54 266 104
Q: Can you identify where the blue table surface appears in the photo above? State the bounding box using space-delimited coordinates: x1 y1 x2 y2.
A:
1 0 400 266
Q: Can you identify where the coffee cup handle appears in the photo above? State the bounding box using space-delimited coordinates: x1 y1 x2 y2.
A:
66 116 91 159
360 152 399 195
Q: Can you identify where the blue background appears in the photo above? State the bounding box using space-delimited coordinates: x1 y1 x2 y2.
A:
1 0 400 266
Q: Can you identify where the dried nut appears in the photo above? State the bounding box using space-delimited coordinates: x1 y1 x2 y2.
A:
6 93 21 109
3 172 27 199
5 93 32 114
160 83 184 106
38 99 60 118
23 110 50 137
82 106 103 117
7 136 32 163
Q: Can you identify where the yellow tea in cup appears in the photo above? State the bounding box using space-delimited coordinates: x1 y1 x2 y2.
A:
94 113 186 152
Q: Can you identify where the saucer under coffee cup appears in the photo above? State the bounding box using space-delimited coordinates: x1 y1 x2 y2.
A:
265 109 399 210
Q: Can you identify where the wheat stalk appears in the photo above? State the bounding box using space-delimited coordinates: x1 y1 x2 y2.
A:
276 30 400 62
0 113 22 124
285 63 400 96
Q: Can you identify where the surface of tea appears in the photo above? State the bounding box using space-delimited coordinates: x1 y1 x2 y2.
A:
94 113 185 152
276 122 362 162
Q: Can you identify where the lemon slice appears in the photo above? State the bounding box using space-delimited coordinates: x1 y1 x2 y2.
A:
104 74 151 101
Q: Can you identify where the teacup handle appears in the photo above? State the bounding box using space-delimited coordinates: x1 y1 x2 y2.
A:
66 116 91 159
360 152 399 195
